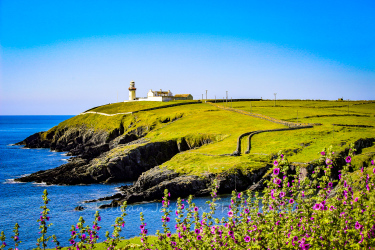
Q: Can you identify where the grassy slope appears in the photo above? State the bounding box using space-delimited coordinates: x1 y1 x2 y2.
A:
88 101 197 114
43 100 375 175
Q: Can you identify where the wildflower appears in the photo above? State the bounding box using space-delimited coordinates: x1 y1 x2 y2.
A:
293 236 298 242
289 199 294 204
228 231 234 236
244 208 249 214
355 222 361 230
165 217 170 222
339 174 341 179
14 236 18 241
345 156 351 163
273 167 280 175
197 235 202 240
81 234 86 240
194 207 199 212
168 192 170 197
280 191 285 198
372 160 374 165
98 216 101 221
244 236 251 242
195 229 200 234
71 231 76 236
167 233 172 237
326 158 333 165
140 225 144 229
274 160 279 167
228 211 234 217
321 151 325 156
273 178 281 185
328 182 333 188
237 193 241 198
181 204 185 209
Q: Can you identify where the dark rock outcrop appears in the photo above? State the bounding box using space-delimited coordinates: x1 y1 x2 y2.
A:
95 165 272 208
15 137 213 185
74 205 85 211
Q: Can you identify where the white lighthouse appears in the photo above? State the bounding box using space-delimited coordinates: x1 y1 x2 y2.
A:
128 81 136 101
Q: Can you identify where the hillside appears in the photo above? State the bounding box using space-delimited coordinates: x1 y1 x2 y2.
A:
15 100 375 207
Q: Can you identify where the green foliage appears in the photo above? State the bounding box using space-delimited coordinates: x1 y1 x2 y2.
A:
0 231 6 249
1 147 375 249
34 190 53 250
104 202 127 250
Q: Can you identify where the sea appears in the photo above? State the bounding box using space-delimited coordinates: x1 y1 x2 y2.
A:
0 116 232 249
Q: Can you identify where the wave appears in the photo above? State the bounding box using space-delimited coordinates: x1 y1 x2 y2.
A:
32 182 50 187
3 179 17 184
3 178 27 184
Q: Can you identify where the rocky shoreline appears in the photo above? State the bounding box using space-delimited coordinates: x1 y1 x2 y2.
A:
14 123 275 208
14 122 375 209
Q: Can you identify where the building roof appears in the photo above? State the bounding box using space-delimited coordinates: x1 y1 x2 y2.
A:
174 94 191 97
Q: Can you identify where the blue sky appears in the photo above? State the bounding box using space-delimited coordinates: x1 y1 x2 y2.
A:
1 0 374 115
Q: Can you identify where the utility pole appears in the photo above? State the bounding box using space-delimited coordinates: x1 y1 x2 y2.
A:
215 95 216 103
202 94 203 101
226 91 228 106
274 93 277 107
206 90 207 102
231 97 232 108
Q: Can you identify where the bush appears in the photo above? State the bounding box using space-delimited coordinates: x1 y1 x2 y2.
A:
1 145 375 249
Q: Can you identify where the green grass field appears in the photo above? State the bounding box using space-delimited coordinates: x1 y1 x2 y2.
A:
87 100 198 114
42 100 375 175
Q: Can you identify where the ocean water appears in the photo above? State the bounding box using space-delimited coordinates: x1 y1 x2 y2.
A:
0 116 232 249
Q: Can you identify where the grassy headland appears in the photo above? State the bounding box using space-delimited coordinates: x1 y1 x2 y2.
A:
41 100 375 175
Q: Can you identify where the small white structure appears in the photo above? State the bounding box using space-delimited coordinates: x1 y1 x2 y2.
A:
128 81 136 100
126 81 192 102
146 89 174 102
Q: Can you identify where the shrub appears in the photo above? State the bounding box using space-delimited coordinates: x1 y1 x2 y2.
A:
1 145 374 249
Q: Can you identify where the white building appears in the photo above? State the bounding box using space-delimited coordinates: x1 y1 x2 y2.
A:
145 89 174 102
126 81 192 102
